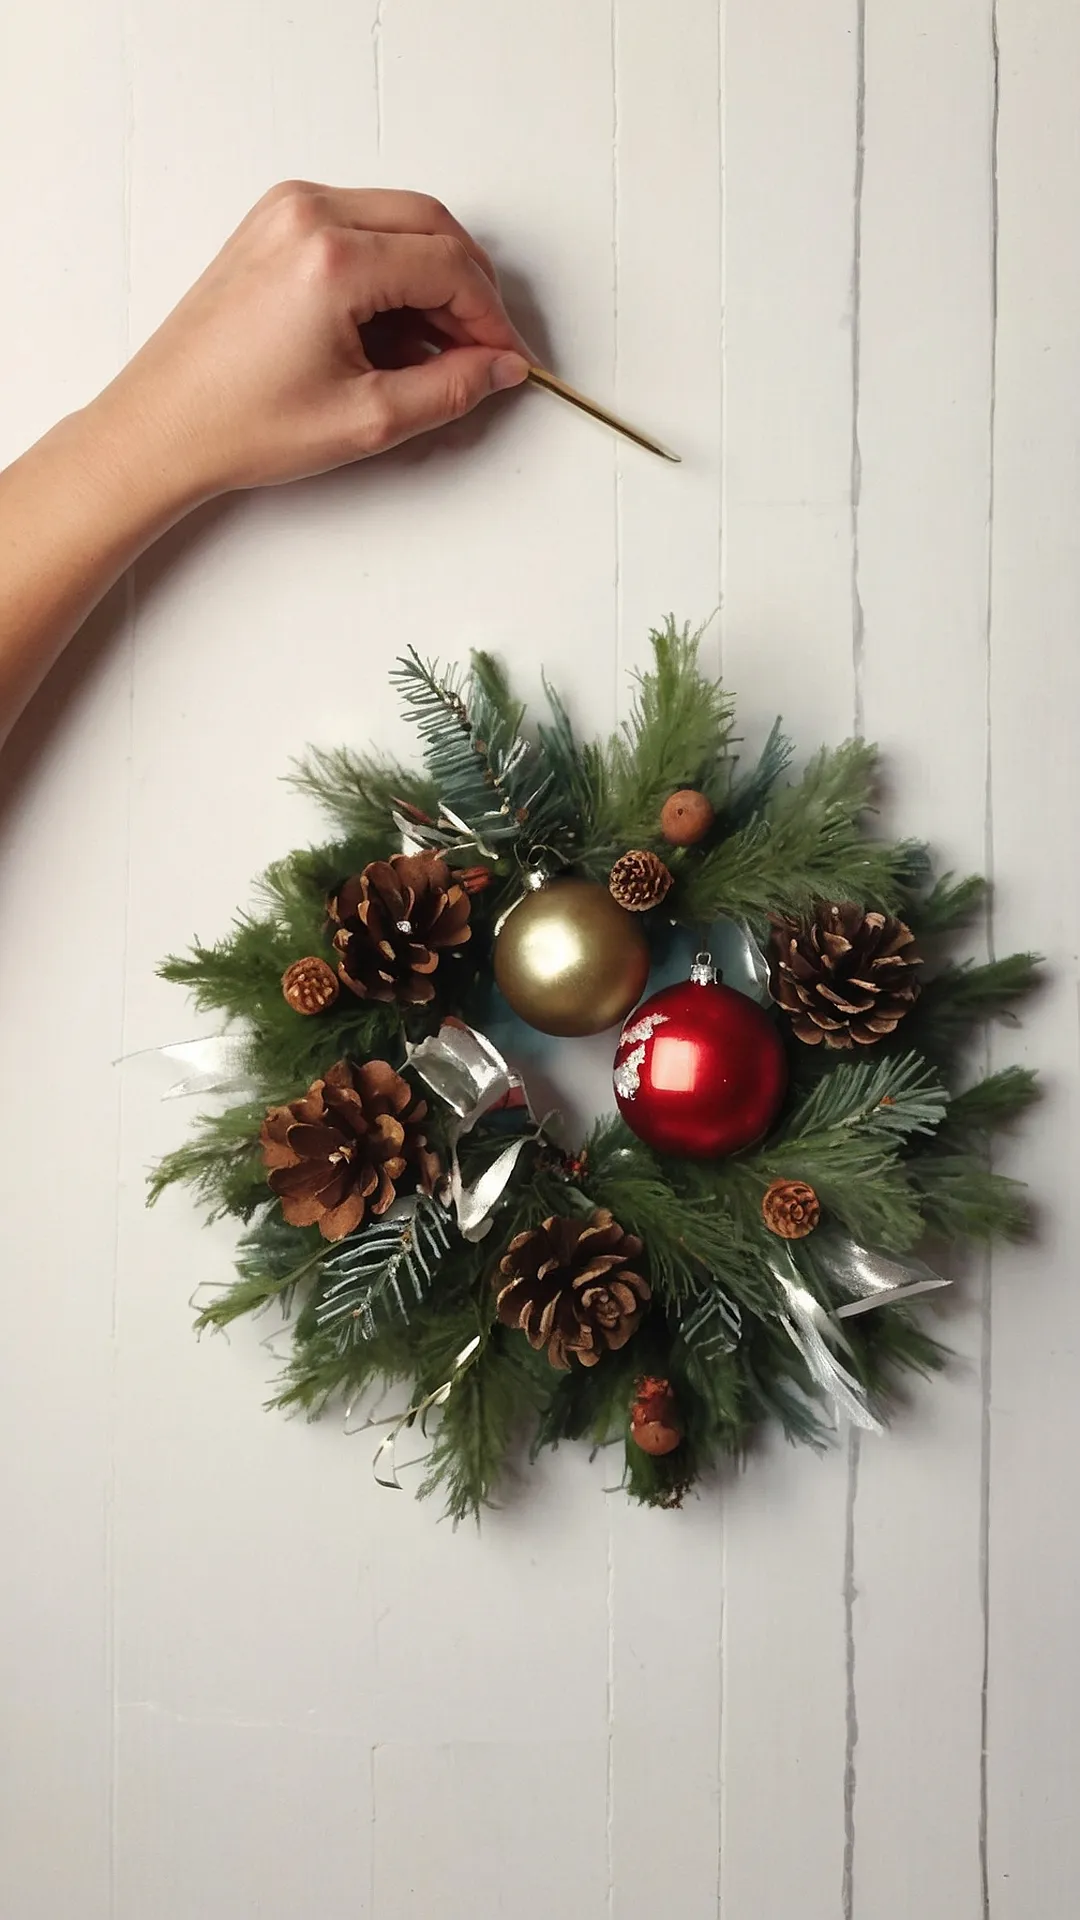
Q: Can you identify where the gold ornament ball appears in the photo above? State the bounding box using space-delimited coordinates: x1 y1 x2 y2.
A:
660 787 715 846
494 878 651 1037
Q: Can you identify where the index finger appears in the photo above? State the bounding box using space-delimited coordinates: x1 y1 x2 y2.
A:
341 230 532 357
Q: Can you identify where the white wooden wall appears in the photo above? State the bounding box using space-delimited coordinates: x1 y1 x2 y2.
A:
2 4 1078 1915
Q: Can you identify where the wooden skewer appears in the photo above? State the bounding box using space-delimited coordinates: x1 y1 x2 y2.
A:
526 366 681 464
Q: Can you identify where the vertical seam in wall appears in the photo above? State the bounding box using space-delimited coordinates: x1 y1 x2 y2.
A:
979 9 1001 1916
607 7 620 1911
842 1427 861 1920
107 11 136 1907
717 0 727 683
716 5 727 1911
842 14 867 1913
610 0 623 690
850 0 866 738
372 0 385 159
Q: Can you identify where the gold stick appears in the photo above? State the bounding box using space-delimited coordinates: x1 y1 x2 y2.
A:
526 366 681 464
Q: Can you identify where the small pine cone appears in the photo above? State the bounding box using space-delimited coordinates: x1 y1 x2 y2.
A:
495 1209 650 1369
281 955 340 1015
458 865 493 896
328 853 471 1006
762 1178 821 1240
769 903 922 1048
260 1059 441 1242
609 849 674 913
630 1376 683 1455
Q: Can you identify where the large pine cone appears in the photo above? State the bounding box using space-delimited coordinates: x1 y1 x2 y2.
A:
770 903 921 1048
328 854 471 1006
260 1058 441 1241
496 1209 650 1369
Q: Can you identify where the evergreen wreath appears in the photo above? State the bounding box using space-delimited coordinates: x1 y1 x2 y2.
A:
153 625 1041 1520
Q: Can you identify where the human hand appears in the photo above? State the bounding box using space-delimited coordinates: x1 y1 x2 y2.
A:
90 183 532 504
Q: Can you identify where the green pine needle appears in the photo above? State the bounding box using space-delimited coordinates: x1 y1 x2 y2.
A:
941 1067 1041 1139
909 1154 1032 1242
908 871 989 935
286 747 437 852
196 1218 328 1330
678 740 926 925
905 953 1042 1064
148 1104 267 1219
591 618 737 843
779 1050 949 1145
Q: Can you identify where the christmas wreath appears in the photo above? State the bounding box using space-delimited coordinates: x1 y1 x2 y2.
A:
153 624 1040 1518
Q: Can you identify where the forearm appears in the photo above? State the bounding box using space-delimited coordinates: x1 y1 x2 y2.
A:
0 393 197 743
0 185 527 749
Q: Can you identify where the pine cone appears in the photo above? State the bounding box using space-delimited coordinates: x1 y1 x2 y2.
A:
496 1209 650 1369
769 903 921 1048
762 1178 821 1239
329 853 471 1005
609 849 674 912
281 955 340 1015
260 1058 441 1242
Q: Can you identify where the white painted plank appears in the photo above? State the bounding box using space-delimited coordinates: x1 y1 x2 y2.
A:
852 9 996 1915
0 8 129 1919
113 4 622 1915
607 4 725 1914
988 4 1080 1911
372 1738 610 1917
116 1715 371 1916
718 6 860 1915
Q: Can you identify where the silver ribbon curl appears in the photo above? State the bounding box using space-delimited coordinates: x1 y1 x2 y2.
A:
768 1235 951 1432
367 1335 483 1489
407 1021 547 1242
824 1239 951 1320
768 1246 883 1434
121 1034 258 1100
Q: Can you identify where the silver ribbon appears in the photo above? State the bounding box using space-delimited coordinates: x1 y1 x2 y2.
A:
407 1021 546 1242
735 917 773 1007
768 1247 883 1434
121 1034 258 1100
823 1239 951 1320
369 1335 483 1489
392 802 501 861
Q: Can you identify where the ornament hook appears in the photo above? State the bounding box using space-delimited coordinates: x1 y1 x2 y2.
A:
690 951 718 985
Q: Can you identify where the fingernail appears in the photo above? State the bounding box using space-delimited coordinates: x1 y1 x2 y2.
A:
491 352 529 392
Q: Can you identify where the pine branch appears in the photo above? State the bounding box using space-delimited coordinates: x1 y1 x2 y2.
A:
906 871 989 935
418 1330 548 1524
196 1218 327 1329
904 953 1042 1063
592 619 737 843
908 1154 1032 1241
148 1104 267 1219
315 1198 456 1345
582 1119 776 1311
712 717 794 835
286 747 437 851
678 740 927 924
778 1051 949 1145
533 680 610 856
750 1138 926 1251
940 1067 1041 1140
390 648 543 844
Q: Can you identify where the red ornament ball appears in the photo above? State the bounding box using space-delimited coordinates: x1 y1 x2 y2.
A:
613 958 788 1158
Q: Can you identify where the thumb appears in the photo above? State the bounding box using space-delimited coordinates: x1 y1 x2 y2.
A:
359 346 529 452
